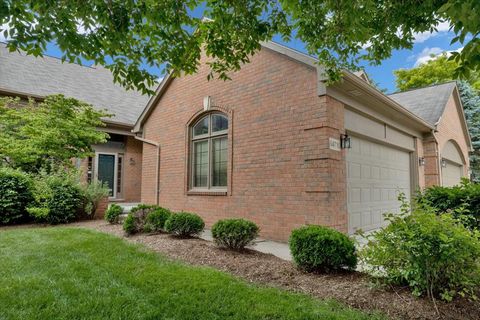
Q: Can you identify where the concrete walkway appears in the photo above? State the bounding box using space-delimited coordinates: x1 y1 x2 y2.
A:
200 230 369 263
200 230 292 261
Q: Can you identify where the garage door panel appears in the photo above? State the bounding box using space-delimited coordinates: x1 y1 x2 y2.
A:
347 136 412 234
442 161 463 187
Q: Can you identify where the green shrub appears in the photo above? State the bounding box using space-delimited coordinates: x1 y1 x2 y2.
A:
130 204 160 214
122 204 160 234
123 214 136 235
0 168 33 224
361 195 480 301
27 170 83 224
164 212 205 237
82 180 110 217
211 218 259 250
419 179 480 230
289 225 357 272
144 207 172 233
105 204 123 224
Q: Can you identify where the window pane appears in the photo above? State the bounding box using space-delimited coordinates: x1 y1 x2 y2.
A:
212 114 228 132
193 140 209 187
193 116 209 137
212 137 228 187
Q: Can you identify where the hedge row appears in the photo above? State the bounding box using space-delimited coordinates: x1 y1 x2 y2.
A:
0 168 109 225
117 205 259 250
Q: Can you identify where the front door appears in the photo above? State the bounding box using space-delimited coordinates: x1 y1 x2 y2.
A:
97 153 116 198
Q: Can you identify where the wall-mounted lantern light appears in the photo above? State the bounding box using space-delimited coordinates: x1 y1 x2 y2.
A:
441 158 447 168
340 134 351 149
130 157 136 166
418 157 425 166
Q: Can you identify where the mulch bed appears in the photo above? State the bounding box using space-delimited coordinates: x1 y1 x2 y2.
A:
11 221 480 320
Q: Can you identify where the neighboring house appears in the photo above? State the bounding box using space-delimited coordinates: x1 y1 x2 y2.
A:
133 42 472 240
0 43 149 202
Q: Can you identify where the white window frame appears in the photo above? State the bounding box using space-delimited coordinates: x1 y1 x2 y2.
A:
190 113 228 191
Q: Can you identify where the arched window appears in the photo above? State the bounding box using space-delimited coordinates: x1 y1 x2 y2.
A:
191 113 228 189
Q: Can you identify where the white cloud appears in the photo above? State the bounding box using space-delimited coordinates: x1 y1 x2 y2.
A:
413 21 451 43
360 20 451 51
414 47 444 66
75 19 99 35
0 23 10 42
360 40 372 50
413 46 463 66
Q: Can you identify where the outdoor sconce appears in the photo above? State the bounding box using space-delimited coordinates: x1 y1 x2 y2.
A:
340 134 351 149
418 157 425 166
130 158 136 166
441 158 447 168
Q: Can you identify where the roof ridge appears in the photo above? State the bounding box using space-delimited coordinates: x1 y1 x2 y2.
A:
0 42 98 70
389 80 457 95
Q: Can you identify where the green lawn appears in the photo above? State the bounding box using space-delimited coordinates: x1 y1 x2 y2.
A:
0 227 383 320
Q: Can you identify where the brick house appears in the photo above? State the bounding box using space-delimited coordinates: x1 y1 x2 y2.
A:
1 41 472 240
0 43 147 203
133 42 472 240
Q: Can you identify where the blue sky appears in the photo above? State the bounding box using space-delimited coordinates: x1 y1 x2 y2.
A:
2 19 461 94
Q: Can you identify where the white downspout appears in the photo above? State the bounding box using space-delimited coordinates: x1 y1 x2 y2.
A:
134 136 160 205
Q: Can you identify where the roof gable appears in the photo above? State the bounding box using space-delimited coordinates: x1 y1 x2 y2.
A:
134 41 434 133
0 43 149 126
388 82 456 125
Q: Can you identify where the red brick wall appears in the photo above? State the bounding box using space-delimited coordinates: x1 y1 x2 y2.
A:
435 94 470 177
423 137 440 187
140 48 347 241
422 93 470 187
123 136 143 202
94 197 109 219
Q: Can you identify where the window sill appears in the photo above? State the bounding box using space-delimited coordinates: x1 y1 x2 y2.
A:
187 189 227 196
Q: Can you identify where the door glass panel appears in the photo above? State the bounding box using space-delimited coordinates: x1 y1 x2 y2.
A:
212 137 228 187
193 140 209 187
98 154 115 196
117 156 123 196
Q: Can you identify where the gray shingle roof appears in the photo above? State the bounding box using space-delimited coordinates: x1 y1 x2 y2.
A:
0 43 149 126
388 82 457 125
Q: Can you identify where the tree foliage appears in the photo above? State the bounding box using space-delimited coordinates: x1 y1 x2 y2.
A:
1 1 479 93
458 82 480 181
0 95 109 172
395 55 480 92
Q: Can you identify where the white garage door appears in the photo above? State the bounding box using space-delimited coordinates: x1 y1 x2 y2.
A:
347 136 412 234
442 160 463 187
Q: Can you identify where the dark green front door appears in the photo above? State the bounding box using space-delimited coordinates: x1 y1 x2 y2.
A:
98 154 115 197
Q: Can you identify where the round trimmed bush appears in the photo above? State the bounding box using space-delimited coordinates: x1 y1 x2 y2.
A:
0 168 33 225
164 212 205 237
289 225 357 272
212 218 259 250
123 204 161 234
105 204 123 224
144 207 172 233
123 214 136 235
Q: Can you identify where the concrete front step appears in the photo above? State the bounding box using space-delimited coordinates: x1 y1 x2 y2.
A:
109 202 140 213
